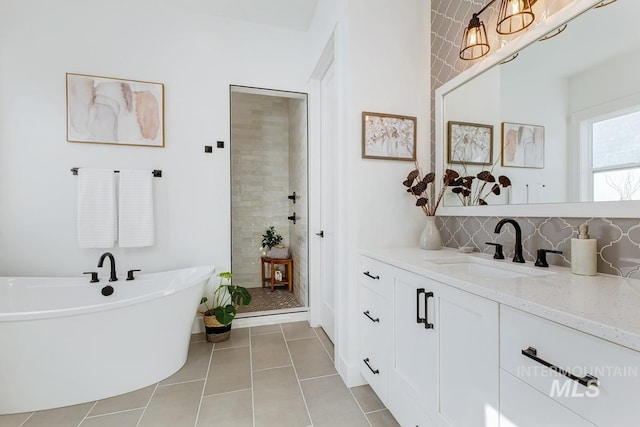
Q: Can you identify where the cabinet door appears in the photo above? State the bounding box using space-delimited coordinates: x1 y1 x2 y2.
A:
388 268 437 425
435 284 499 427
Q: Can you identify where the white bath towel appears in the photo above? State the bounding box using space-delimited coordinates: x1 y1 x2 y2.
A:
118 169 155 247
77 168 116 248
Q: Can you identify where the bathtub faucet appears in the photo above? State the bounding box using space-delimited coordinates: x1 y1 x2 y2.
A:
97 252 118 282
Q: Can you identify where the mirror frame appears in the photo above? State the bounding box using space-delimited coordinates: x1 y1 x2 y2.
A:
434 0 639 218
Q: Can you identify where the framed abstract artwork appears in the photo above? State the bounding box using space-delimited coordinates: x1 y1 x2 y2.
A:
362 111 416 160
66 73 164 147
447 121 493 165
501 122 544 168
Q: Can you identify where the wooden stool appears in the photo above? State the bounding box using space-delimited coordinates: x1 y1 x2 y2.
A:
260 256 293 292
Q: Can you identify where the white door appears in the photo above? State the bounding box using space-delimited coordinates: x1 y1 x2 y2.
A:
318 59 337 341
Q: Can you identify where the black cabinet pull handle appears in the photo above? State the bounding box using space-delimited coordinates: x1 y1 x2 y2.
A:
417 288 426 324
521 347 599 388
363 271 379 280
423 291 434 329
363 358 379 375
363 310 380 323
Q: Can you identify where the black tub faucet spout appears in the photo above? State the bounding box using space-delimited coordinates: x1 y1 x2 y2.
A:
97 252 118 282
494 218 525 263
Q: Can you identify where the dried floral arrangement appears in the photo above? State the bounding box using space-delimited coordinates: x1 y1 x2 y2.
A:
403 163 459 216
447 163 512 206
404 162 512 212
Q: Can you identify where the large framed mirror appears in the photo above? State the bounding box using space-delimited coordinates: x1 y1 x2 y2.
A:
435 0 640 218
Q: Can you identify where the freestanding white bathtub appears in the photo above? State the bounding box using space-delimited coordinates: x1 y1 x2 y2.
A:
0 265 215 415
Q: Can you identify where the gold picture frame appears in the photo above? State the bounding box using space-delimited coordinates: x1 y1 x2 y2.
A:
447 121 493 165
66 73 165 147
501 122 545 168
362 111 416 161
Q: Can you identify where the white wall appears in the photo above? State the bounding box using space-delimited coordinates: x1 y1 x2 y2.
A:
500 61 568 204
569 47 640 114
335 0 431 385
1 0 432 389
0 0 312 276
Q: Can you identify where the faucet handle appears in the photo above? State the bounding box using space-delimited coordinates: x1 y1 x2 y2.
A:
485 242 505 260
127 269 141 281
535 249 563 268
83 272 99 283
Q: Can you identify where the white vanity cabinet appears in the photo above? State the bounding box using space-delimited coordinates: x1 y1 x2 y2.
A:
360 256 500 427
359 249 640 426
358 256 393 404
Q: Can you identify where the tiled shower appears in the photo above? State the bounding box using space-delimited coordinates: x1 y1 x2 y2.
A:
230 90 309 306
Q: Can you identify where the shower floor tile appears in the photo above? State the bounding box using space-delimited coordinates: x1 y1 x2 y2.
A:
0 323 398 427
236 287 304 313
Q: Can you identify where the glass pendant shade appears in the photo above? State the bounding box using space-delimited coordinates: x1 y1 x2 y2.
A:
459 15 490 60
497 0 535 34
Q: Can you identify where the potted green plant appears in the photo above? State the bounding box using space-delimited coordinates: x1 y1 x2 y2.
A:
261 226 283 250
199 272 251 342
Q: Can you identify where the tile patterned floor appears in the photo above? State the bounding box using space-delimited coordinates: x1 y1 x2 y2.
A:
0 322 399 427
237 287 304 313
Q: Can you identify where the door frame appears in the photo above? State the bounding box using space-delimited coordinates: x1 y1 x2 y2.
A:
229 84 310 313
308 34 336 331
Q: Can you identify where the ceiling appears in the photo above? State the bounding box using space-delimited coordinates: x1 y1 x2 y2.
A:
182 0 320 31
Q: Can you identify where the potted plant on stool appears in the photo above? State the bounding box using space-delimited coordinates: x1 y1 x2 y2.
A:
261 225 283 256
199 272 251 343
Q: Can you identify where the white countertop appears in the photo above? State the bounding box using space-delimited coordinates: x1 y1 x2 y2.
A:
360 247 640 352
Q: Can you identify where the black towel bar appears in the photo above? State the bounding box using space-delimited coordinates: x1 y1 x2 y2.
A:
71 168 162 177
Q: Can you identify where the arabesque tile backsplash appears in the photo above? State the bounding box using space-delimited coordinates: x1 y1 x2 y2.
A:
431 1 639 276
438 216 640 278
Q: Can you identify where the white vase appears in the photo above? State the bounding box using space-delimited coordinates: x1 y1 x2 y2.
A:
419 216 442 250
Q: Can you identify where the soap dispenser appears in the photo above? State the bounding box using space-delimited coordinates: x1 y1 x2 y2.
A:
571 224 597 276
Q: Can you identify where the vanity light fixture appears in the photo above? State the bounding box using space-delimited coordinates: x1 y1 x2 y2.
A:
496 0 536 35
460 0 538 61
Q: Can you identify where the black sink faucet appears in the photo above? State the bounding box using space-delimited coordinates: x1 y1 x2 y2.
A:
97 252 118 282
494 218 525 263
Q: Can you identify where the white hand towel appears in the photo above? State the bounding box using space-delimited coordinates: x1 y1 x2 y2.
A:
119 169 155 247
77 168 116 248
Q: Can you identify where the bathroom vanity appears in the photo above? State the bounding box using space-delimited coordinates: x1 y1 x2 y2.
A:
358 248 640 426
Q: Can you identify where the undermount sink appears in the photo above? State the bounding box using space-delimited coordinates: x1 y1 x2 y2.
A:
426 256 550 280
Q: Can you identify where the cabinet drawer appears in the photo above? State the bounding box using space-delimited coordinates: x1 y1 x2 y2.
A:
359 285 389 403
359 256 392 299
359 284 390 337
500 305 640 426
500 370 595 427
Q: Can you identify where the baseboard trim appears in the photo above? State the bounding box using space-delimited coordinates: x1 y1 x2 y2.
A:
337 354 366 388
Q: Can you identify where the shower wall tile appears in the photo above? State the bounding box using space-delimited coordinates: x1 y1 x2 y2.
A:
431 1 637 276
288 98 309 306
232 93 291 288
